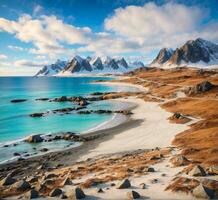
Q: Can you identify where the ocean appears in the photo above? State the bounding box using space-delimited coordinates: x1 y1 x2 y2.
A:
0 76 134 163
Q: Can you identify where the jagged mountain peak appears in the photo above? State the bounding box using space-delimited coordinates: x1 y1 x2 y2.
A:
150 38 218 68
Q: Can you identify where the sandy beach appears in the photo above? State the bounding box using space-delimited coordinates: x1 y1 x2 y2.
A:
1 68 218 199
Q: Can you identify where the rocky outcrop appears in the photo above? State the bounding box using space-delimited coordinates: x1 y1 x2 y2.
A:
188 165 206 176
24 189 39 199
208 165 218 175
0 175 16 186
185 81 215 95
25 135 43 143
192 184 216 199
170 155 190 167
13 180 31 191
49 188 62 197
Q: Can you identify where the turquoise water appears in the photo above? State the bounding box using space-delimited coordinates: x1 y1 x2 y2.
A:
0 76 133 163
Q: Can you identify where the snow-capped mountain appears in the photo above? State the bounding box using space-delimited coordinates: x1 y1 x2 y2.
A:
150 38 218 68
35 56 145 76
35 60 67 76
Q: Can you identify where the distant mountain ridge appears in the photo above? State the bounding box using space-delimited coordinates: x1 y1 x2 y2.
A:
36 56 145 76
150 38 218 68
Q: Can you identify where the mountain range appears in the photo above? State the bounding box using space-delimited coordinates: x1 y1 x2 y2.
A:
36 56 144 76
150 38 218 68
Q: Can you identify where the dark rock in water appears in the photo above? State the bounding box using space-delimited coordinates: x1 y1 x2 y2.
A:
40 148 48 152
35 98 49 101
79 99 88 106
127 190 141 199
49 188 62 197
11 99 27 103
0 175 16 186
24 189 39 199
117 179 131 189
75 187 86 199
55 96 68 102
30 113 44 117
13 152 21 156
192 184 216 199
91 92 104 95
188 165 206 176
14 180 31 191
26 134 43 143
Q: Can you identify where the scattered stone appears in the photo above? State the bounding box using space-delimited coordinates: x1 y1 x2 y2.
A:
127 190 141 199
75 187 86 199
139 183 147 189
49 188 62 197
117 179 131 189
147 167 155 172
18 157 25 161
14 180 31 191
11 99 27 103
45 173 57 179
188 165 206 176
24 189 39 199
97 188 104 193
62 177 73 186
208 165 218 175
170 155 190 167
35 98 49 101
0 175 16 186
110 183 116 186
192 184 216 199
25 135 43 143
150 178 159 184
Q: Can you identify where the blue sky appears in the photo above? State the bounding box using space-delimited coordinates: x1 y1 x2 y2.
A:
0 0 218 75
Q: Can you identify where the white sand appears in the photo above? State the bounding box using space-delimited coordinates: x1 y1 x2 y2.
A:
79 97 191 161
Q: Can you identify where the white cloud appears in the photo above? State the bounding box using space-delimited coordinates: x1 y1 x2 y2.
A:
0 14 92 58
14 59 49 67
104 2 218 51
0 54 8 60
33 5 43 16
8 45 25 51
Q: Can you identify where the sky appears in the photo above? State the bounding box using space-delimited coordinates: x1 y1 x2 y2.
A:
0 0 218 76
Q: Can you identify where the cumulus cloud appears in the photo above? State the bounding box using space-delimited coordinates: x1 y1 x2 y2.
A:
0 14 92 58
104 2 218 50
0 54 8 60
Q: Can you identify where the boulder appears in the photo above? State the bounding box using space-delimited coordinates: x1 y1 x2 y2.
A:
139 183 146 189
75 187 86 199
170 155 190 167
117 179 131 189
79 100 88 106
49 188 62 197
192 184 216 199
208 165 218 175
26 135 43 143
127 190 141 199
0 175 16 186
24 189 39 199
188 165 206 176
147 167 155 172
14 180 31 191
186 81 214 95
